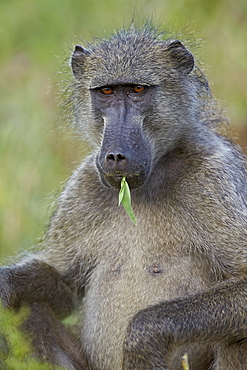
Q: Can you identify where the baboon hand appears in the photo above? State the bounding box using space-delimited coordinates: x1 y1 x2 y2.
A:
122 307 171 370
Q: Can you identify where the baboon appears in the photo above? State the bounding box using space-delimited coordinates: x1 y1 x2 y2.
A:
1 24 247 370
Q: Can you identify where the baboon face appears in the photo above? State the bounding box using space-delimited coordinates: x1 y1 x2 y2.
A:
91 84 155 189
71 33 194 190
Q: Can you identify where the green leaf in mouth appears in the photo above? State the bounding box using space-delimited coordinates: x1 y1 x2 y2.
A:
118 177 137 226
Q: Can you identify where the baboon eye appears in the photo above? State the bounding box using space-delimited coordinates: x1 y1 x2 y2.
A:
100 87 114 95
133 85 146 93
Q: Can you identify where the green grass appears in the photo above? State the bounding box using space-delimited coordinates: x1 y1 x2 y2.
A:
119 177 137 225
0 303 61 369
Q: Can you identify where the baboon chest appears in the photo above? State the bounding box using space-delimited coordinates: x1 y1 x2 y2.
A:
81 236 213 369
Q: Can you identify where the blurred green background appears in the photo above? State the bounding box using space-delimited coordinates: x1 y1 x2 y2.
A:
1 0 247 261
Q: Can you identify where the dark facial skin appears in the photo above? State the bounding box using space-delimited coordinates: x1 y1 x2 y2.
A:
91 84 155 189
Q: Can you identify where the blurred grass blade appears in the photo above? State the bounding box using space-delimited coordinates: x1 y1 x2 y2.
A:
118 177 137 225
182 353 190 370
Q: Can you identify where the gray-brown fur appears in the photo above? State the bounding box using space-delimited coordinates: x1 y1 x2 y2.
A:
1 24 247 369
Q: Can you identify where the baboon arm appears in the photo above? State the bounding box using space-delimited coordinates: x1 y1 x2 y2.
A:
123 277 247 369
21 301 87 369
0 260 76 318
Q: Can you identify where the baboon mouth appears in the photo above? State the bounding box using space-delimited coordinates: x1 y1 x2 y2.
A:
104 172 146 190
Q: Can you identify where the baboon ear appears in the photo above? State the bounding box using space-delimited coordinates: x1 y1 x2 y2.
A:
166 40 194 74
71 45 91 78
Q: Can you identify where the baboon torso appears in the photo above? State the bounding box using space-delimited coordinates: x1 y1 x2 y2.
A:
43 138 246 368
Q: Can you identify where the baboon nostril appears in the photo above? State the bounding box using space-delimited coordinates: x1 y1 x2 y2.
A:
117 153 126 162
106 153 126 163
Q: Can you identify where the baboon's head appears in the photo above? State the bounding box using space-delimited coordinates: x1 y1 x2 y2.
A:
71 27 195 190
